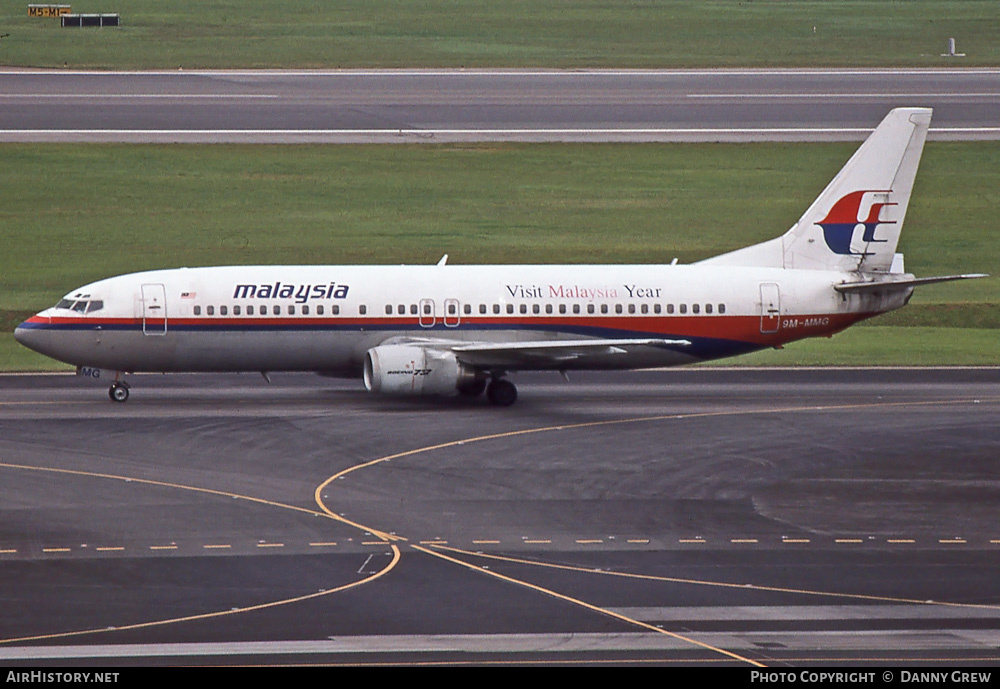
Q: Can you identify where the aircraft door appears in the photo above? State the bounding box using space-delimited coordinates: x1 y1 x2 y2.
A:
443 298 461 328
141 283 168 335
759 283 780 334
418 298 436 328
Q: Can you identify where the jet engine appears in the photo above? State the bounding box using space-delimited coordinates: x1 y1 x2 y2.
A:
364 345 484 396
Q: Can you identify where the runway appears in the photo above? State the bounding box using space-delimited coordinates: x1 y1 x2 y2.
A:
1 368 999 666
2 68 999 142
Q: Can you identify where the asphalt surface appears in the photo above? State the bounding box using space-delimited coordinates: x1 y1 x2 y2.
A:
2 68 999 142
1 368 999 666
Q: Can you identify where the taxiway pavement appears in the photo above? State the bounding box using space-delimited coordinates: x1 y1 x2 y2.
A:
0 369 998 665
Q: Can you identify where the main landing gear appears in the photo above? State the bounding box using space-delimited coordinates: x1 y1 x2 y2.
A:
109 381 130 403
458 375 518 406
485 378 517 407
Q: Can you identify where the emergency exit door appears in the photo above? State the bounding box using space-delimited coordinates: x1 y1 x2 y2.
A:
759 283 780 334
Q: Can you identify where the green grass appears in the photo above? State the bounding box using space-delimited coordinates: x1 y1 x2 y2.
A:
709 326 1000 367
2 1 998 69
1 141 995 370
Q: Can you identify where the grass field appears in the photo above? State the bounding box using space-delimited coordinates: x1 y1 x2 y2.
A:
2 1 999 69
1 142 995 370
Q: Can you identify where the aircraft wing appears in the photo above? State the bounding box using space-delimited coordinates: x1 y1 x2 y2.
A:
379 336 690 368
451 338 691 366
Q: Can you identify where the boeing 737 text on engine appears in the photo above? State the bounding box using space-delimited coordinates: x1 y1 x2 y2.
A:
14 108 984 406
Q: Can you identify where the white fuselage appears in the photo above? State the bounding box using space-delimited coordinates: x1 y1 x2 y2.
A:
14 263 907 375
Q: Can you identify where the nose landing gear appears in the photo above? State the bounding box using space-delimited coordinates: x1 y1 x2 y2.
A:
109 381 130 403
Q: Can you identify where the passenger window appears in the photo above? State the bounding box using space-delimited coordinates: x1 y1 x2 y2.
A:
573 304 580 314
493 304 500 314
234 305 241 316
667 304 674 314
302 305 309 315
628 304 636 314
288 305 295 315
559 304 566 314
247 305 254 315
692 304 700 314
654 304 661 314
260 305 268 315
385 305 393 315
587 304 595 314
410 304 417 315
680 304 687 314
640 304 648 314
193 305 201 316
359 305 367 315
705 303 713 314
479 304 487 315
719 304 726 314
600 304 608 314
448 303 457 315
520 304 527 314
506 304 514 314
399 304 406 315
207 305 215 316
317 305 325 315
545 304 553 314
532 304 540 314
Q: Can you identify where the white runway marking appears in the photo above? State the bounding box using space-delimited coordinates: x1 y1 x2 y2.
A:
4 68 1000 76
2 127 996 143
3 628 1000 660
0 94 280 99
688 92 1000 99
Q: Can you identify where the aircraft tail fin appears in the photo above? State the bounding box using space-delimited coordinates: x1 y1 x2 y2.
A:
699 107 932 273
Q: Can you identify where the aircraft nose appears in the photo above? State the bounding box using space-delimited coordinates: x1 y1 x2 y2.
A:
14 321 34 347
13 317 48 355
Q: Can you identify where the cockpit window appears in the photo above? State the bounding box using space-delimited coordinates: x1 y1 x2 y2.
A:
55 298 104 313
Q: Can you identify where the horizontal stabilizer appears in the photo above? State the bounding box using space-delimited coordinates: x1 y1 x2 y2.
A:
834 273 988 293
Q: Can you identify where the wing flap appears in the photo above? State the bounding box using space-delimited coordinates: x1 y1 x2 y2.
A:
451 338 691 367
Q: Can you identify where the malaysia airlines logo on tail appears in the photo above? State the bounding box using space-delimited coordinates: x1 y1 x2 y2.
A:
816 190 897 255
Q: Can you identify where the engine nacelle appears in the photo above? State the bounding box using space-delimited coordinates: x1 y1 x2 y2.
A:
364 345 483 396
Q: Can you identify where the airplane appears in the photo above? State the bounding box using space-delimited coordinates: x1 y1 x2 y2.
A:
14 107 985 407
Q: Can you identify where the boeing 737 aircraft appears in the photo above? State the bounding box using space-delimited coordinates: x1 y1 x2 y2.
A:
14 108 983 406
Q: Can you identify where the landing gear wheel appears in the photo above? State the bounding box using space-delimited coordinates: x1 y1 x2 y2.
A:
109 382 130 403
458 378 488 397
486 379 517 407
